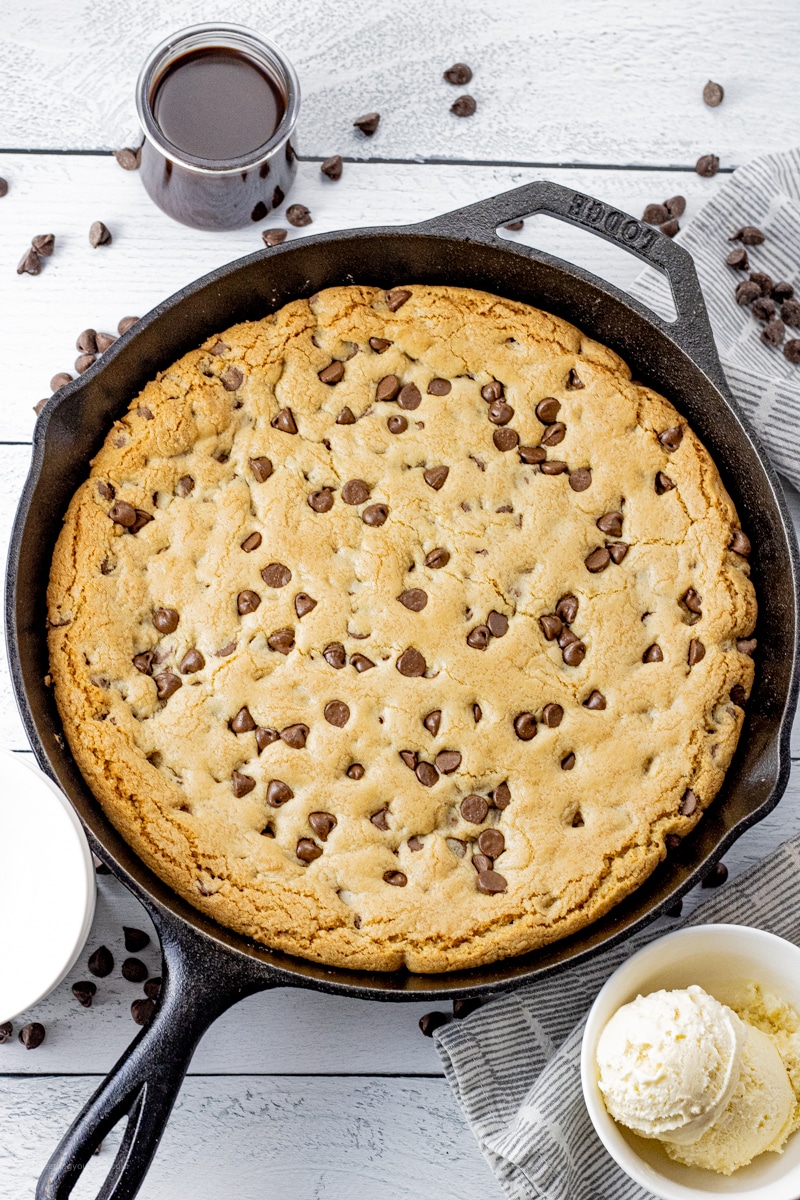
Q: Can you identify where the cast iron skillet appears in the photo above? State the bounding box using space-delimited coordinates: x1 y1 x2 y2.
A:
7 181 798 1200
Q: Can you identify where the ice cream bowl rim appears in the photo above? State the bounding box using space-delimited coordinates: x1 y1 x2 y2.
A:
581 923 800 1200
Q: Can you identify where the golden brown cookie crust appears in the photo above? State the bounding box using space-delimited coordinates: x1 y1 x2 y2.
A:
47 285 756 973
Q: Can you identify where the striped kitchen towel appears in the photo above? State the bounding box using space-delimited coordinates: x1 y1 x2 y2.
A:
630 145 800 490
435 836 800 1200
435 147 800 1199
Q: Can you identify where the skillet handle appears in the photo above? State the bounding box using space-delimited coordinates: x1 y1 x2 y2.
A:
413 179 729 396
37 916 274 1200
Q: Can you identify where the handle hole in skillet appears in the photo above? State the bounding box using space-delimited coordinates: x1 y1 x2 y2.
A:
70 1112 128 1199
497 212 678 323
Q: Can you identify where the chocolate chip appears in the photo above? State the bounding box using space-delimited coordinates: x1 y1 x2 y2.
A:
585 547 611 573
383 870 407 887
261 562 291 587
351 653 376 672
50 372 73 392
88 221 112 249
219 366 243 392
175 474 195 498
730 683 747 708
354 111 380 135
703 80 724 106
642 644 664 663
569 468 592 492
686 639 705 666
72 980 97 1007
321 155 343 180
75 352 97 374
729 528 751 556
426 377 452 398
444 62 472 85
375 375 401 403
268 628 295 655
17 247 41 275
309 812 337 841
782 300 800 327
533 398 559 426
734 280 760 307
324 700 350 728
77 328 98 353
750 271 773 296
466 624 491 650
262 228 287 247
237 590 261 614
562 639 586 666
489 782 510 811
732 225 765 245
120 927 150 956
250 456 273 482
665 195 686 218
336 406 357 425
121 957 149 984
488 400 514 425
18 1022 46 1049
643 203 669 225
114 146 142 170
398 383 421 410
144 977 162 1000
561 752 577 772
363 503 388 526
695 154 720 177
272 407 298 434
516 446 545 467
461 794 489 823
681 588 702 616
231 770 255 798
540 460 567 475
131 999 155 1026
435 750 461 774
761 318 785 346
129 509 153 535
0 1022 12 1044
477 829 505 859
88 945 114 977
476 870 507 894
369 338 391 355
308 487 334 513
133 651 154 675
451 95 476 117
281 723 309 749
425 547 450 569
702 861 729 888
420 467 449 495
726 247 749 269
318 360 345 384
0 178 7 199
324 643 346 669
514 712 537 740
385 288 411 311
397 647 426 676
267 780 294 807
155 671 182 700
291 593 316 620
255 727 280 751
494 427 518 451
108 500 136 527
179 649 205 674
541 703 563 728
583 690 606 710
785 339 800 364
737 637 757 655
415 760 438 787
231 707 257 734
286 204 311 227
594 514 622 542
487 611 508 638
296 838 323 864
556 594 579 624
240 532 262 554
387 414 408 434
472 703 483 724
679 788 698 817
342 479 370 505
660 218 680 238
665 834 682 851
346 763 365 780
774 283 795 303
397 588 428 612
608 542 629 564
538 615 563 644
655 472 675 494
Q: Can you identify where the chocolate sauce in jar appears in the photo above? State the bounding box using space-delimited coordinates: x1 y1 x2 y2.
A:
136 25 300 231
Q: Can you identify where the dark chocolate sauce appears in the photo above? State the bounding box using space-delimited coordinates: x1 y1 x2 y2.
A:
152 47 285 161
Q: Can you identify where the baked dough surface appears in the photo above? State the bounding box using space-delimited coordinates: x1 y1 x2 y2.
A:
47 285 756 972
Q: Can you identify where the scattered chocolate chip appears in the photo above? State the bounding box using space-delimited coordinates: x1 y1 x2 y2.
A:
773 282 795 303
659 427 684 454
121 957 149 983
782 299 800 327
556 594 578 625
754 296 777 321
471 705 483 727
665 195 686 218
702 861 729 888
488 400 514 427
351 653 376 672
461 794 489 823
118 316 139 335
114 146 142 170
730 684 746 708
318 360 345 385
703 80 724 107
72 980 97 1007
561 752 576 771
466 625 491 650
369 338 392 355
695 154 719 178
179 649 205 674
541 703 563 728
131 999 155 1026
490 782 510 811
385 288 412 311
732 225 765 245
680 788 698 817
336 406 357 425
75 352 97 374
726 247 749 269
19 1022 45 1049
785 339 800 364
281 723 309 749
129 509 153 535
583 690 606 710
398 382 421 410
232 770 256 797
324 643 346 669
324 700 350 728
0 179 7 199
477 829 505 859
750 271 773 296
249 456 273 482
397 647 426 676
729 528 751 556
17 247 41 275
261 562 292 588
642 644 664 663
88 945 114 977
655 472 675 494
419 1011 448 1037
514 712 537 740
363 503 388 526
569 468 592 492
346 763 365 780
294 592 317 619
321 155 343 181
423 466 450 494
737 637 757 656
536 397 561 424
219 366 243 392
0 1022 12 1044
688 638 706 666
425 547 450 569
443 62 472 85
451 95 476 117
255 727 279 752
735 280 761 307
286 204 311 227
427 378 452 397
342 479 371 505
383 870 407 887
153 607 179 634
297 838 323 863
133 651 154 675
585 546 611 573
487 611 508 638
476 870 507 894
272 407 298 434
76 328 98 353
660 218 680 238
492 428 518 451
414 760 438 787
761 318 785 346
268 628 295 655
435 750 461 774
262 228 287 247
388 414 408 434
354 111 380 135
608 542 629 564
50 372 74 392
308 487 334 513
397 588 428 612
231 707 257 734
238 532 263 555
144 977 162 1000
309 812 337 841
562 638 586 666
155 671 182 700
237 590 261 614
89 220 112 247
643 203 669 225
539 613 564 643
540 460 567 475
452 997 480 1019
267 780 294 807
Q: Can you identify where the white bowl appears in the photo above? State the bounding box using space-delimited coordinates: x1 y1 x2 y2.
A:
581 924 800 1200
0 748 95 1022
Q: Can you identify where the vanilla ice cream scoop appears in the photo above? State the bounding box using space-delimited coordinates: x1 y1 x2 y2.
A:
596 985 745 1143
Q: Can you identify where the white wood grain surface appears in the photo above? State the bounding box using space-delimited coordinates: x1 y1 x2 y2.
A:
1 0 798 168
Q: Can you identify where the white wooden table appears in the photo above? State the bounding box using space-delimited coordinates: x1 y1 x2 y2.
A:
2 2 799 1196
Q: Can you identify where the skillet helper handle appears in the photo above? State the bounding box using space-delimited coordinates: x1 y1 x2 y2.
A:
417 179 728 396
37 920 272 1200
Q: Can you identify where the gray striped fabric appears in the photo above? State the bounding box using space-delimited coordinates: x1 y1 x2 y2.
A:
435 148 800 1198
436 837 800 1199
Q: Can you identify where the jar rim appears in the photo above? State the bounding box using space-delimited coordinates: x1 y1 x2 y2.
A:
135 23 301 175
